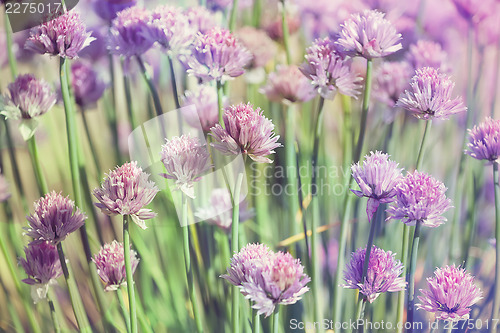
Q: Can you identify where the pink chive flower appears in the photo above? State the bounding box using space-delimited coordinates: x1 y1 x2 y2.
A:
406 40 450 73
93 240 139 291
236 27 276 70
222 243 310 317
93 162 159 230
451 0 493 24
300 37 362 100
465 117 500 163
19 241 62 303
93 0 137 22
343 246 406 303
396 67 467 120
184 6 218 34
185 27 252 83
265 15 301 41
182 85 223 132
386 171 452 228
160 135 211 199
417 265 482 321
260 65 316 104
351 151 403 222
336 10 402 59
108 6 154 57
24 191 87 245
0 171 10 202
372 61 412 107
25 11 94 59
210 103 281 163
71 61 106 110
144 5 195 54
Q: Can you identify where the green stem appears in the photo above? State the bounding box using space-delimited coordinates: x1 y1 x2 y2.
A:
136 56 164 116
285 104 299 241
117 287 131 333
123 66 138 130
168 55 181 110
56 243 91 332
353 59 373 163
123 215 138 333
228 0 239 31
341 94 353 174
252 0 262 27
361 206 379 279
81 109 102 177
354 297 366 327
492 162 500 332
252 309 260 333
407 221 422 332
217 80 224 126
415 120 432 170
232 173 244 333
272 306 280 333
396 224 410 333
48 296 61 333
4 14 18 80
280 0 291 65
106 53 121 164
27 136 48 194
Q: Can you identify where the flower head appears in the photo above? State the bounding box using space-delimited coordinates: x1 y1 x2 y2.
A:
93 240 139 291
210 103 281 163
108 6 154 57
260 65 316 104
396 67 466 120
236 27 276 70
160 135 211 198
93 162 159 229
417 265 482 321
406 40 450 73
93 0 137 22
372 61 412 107
182 85 222 132
300 37 362 100
343 245 406 303
71 61 106 110
184 6 218 34
351 151 403 221
25 11 94 59
19 241 62 303
465 117 500 163
222 243 310 317
336 10 402 59
24 191 87 245
185 27 252 83
386 171 452 228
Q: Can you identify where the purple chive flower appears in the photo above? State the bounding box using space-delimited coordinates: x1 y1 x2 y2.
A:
451 0 493 23
182 85 224 132
417 265 482 321
465 117 500 163
396 67 467 120
93 0 137 22
19 241 62 303
93 240 139 291
25 11 94 59
207 0 253 12
210 103 282 163
184 6 218 34
93 162 159 230
343 245 406 303
108 6 154 57
386 171 452 228
160 135 211 199
260 65 316 104
71 61 106 110
300 37 362 100
0 171 10 202
336 10 402 59
406 40 450 73
372 61 412 107
185 27 252 83
144 5 195 54
351 151 403 222
236 27 276 70
222 243 310 317
24 191 87 245
195 188 254 232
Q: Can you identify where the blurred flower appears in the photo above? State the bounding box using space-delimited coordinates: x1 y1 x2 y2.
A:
260 65 316 104
144 5 195 54
0 74 56 140
351 151 403 221
108 6 154 57
93 240 139 291
182 85 223 132
451 0 493 24
24 191 87 245
465 117 500 163
222 243 310 317
160 135 211 199
396 67 466 120
386 171 452 228
25 11 94 59
210 103 281 163
265 15 301 41
93 162 159 229
0 171 10 202
207 0 253 11
19 241 62 303
336 10 402 59
93 0 137 22
184 6 218 34
71 61 106 110
406 40 450 73
185 27 252 83
195 188 254 232
300 37 362 100
372 61 412 107
343 245 406 303
236 27 276 70
417 265 482 321
79 26 110 60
